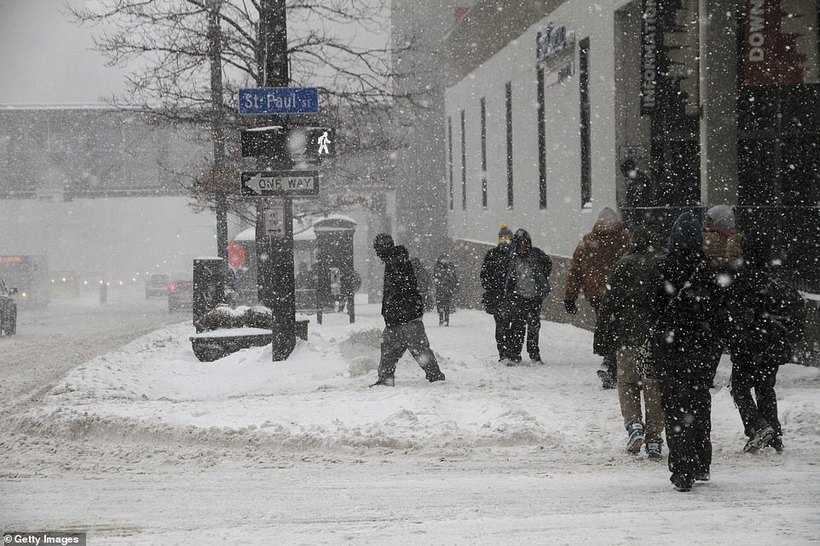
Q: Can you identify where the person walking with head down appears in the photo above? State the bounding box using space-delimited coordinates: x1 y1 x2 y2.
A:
370 234 446 387
724 229 807 454
564 207 632 388
652 212 721 492
501 229 552 365
595 225 666 460
481 224 514 361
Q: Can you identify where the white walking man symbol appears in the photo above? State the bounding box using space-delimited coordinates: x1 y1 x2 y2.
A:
317 131 331 155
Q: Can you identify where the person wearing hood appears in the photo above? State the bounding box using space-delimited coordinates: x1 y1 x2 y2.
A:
595 225 666 459
481 224 514 361
564 207 632 388
370 234 446 387
501 229 552 364
724 229 806 453
652 212 721 492
433 253 459 326
702 204 744 386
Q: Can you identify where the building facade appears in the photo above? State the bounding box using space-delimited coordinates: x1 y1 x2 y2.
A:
444 0 819 296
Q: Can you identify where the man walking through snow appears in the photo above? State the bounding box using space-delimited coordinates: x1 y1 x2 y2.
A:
501 229 552 364
370 234 446 387
564 207 631 388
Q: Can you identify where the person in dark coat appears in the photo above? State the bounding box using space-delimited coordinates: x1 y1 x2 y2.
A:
652 212 721 492
410 257 433 311
481 224 514 361
595 225 665 459
370 234 445 387
433 253 459 326
502 229 552 364
724 229 806 453
620 158 655 229
337 265 361 313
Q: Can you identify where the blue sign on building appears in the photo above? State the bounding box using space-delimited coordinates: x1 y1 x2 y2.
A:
238 87 319 115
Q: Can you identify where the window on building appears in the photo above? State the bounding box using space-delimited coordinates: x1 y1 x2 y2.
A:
447 116 454 210
579 37 592 208
505 81 514 209
461 109 467 210
536 66 547 209
480 97 488 208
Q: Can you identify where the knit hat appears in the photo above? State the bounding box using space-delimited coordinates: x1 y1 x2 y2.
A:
498 224 513 244
705 205 736 238
667 211 703 253
373 233 394 250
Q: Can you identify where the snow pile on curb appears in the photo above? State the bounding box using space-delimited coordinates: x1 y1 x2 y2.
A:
21 305 820 457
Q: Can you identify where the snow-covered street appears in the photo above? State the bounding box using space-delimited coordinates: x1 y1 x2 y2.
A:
2 299 818 544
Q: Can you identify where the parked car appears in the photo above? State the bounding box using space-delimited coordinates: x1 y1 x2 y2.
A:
0 278 18 336
168 277 193 312
146 273 170 299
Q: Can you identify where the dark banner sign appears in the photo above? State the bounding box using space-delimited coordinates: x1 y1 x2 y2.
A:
744 0 819 86
640 0 661 114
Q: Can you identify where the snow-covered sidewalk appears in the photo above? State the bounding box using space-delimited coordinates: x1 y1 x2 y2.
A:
2 302 819 544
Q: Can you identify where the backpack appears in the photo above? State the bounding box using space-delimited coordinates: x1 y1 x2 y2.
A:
760 274 807 345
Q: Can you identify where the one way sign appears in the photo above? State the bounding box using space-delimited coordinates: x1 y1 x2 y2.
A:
240 171 319 197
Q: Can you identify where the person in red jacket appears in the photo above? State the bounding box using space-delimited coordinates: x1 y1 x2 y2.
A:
564 207 631 388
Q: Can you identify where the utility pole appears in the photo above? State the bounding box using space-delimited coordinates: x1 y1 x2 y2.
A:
257 0 296 360
207 0 228 261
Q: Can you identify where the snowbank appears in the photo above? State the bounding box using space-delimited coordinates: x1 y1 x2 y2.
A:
20 305 820 459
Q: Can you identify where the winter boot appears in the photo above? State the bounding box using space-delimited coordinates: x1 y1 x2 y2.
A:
694 471 710 482
671 474 693 492
369 375 395 388
768 436 784 453
743 425 775 453
626 423 645 454
597 369 616 389
646 441 663 460
425 366 446 383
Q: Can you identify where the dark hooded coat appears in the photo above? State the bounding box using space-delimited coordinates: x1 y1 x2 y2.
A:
504 229 552 301
377 244 424 326
594 226 664 355
724 230 806 364
651 212 722 369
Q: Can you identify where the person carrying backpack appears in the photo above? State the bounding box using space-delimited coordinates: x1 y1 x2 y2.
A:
595 225 666 460
724 229 807 453
652 212 721 492
502 229 552 364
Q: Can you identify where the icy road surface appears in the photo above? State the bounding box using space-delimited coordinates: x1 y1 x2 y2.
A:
0 284 183 409
1 294 818 544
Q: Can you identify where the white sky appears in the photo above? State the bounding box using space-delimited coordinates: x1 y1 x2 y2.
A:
0 0 126 106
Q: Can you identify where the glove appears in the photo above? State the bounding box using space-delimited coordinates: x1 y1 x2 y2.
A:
564 299 578 314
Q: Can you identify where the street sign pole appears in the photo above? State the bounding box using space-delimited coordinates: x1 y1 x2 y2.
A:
257 0 295 362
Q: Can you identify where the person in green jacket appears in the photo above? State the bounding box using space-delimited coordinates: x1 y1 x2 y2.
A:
595 225 666 460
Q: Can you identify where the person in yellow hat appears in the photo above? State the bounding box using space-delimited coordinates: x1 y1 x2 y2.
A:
481 224 514 361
